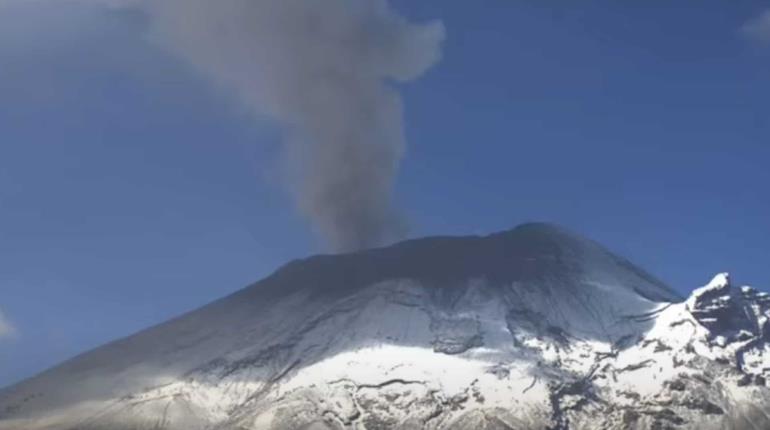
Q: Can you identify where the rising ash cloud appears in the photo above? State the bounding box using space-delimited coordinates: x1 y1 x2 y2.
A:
104 0 445 252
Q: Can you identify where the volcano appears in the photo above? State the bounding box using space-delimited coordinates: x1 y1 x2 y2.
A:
1 223 768 429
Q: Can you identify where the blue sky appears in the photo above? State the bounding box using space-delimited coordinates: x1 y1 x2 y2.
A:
1 1 769 387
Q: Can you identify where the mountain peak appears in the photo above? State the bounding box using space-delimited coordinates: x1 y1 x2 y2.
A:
5 226 766 430
506 220 574 236
686 272 731 310
250 222 681 305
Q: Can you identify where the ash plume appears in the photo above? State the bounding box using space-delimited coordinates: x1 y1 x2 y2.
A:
112 0 445 251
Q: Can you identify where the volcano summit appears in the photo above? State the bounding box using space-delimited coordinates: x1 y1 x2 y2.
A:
1 223 768 429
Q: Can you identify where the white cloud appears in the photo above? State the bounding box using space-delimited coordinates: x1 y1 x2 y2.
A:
742 9 770 44
0 309 16 338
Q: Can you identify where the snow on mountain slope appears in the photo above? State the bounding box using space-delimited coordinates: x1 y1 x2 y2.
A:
0 223 768 429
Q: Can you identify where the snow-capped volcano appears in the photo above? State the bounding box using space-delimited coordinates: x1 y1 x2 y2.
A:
1 223 768 429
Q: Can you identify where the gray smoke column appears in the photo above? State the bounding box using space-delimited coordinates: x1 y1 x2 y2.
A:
110 0 445 251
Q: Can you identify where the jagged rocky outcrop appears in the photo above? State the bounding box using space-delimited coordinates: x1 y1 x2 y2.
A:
0 223 768 429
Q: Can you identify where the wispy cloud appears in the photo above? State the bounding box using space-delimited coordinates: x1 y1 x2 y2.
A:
0 309 16 339
742 9 770 44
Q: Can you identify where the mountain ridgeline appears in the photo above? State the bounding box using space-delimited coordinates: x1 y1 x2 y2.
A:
1 223 768 430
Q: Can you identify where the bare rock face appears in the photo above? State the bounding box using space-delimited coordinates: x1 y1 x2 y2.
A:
687 273 770 343
0 223 768 430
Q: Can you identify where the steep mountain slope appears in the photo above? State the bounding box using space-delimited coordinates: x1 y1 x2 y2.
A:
1 223 768 429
